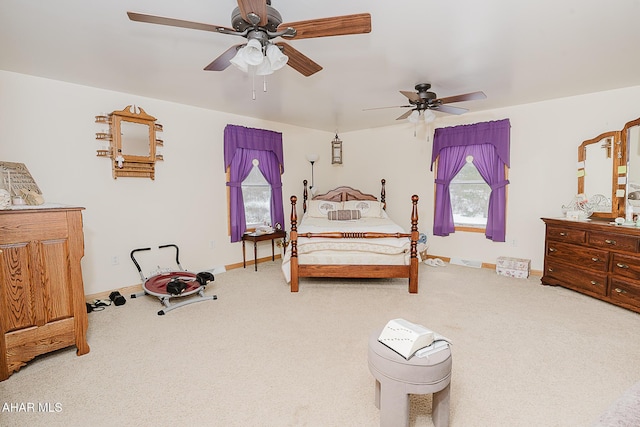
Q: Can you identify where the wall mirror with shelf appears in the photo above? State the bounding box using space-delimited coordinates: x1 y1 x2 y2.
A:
94 105 163 179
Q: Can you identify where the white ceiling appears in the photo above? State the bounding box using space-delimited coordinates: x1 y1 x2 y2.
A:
2 0 640 133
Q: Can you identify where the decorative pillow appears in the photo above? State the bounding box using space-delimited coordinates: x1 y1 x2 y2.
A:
328 209 361 221
307 200 342 217
343 200 383 218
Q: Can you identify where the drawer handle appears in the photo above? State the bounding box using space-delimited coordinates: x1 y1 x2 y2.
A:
591 257 600 262
605 239 617 245
547 268 554 272
614 288 627 294
549 248 557 252
590 280 599 285
616 263 629 269
559 232 567 236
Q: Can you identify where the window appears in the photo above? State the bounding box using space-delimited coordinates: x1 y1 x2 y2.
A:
431 119 511 242
224 124 285 243
449 156 490 228
242 159 271 228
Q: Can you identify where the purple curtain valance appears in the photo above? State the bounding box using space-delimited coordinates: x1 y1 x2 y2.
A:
431 119 511 170
224 124 284 173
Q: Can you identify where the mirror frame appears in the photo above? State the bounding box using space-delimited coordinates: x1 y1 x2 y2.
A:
578 130 624 220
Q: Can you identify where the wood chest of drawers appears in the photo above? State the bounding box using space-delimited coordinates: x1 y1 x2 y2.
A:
542 217 640 313
0 207 90 381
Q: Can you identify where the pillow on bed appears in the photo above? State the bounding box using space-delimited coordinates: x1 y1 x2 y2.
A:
328 209 361 221
307 200 342 217
343 200 383 218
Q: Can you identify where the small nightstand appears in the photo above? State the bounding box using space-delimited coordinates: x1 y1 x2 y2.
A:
242 230 287 271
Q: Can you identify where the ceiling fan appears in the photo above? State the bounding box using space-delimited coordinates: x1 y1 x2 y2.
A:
366 83 487 121
127 0 371 77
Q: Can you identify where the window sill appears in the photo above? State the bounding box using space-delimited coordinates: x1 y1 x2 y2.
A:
454 225 486 233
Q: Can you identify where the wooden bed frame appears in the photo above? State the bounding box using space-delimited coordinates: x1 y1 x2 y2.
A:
288 179 420 293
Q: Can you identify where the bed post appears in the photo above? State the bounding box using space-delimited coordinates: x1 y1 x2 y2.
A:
303 180 308 213
409 194 419 294
290 195 299 292
381 179 386 210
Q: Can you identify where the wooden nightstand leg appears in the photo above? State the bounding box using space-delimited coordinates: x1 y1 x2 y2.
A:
254 241 258 271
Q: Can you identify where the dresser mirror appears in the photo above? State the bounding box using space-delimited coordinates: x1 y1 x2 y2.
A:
578 130 623 219
95 105 162 179
623 117 640 214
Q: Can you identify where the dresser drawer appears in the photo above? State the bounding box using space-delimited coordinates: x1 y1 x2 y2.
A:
588 232 639 252
611 253 640 281
544 259 607 297
609 278 640 311
546 241 609 272
546 226 586 244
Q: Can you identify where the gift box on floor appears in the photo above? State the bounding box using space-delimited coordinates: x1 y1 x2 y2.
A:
496 256 530 278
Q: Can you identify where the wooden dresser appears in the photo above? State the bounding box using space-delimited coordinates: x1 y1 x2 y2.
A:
0 207 90 381
542 217 640 314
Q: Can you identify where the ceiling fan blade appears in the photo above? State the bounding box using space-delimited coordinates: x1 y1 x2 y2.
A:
127 12 235 33
434 104 468 115
275 43 322 77
437 91 487 105
396 110 414 120
204 45 243 71
363 105 413 111
278 13 371 40
400 90 421 103
237 0 268 26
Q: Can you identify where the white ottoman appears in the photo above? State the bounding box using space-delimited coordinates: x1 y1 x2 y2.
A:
368 329 452 427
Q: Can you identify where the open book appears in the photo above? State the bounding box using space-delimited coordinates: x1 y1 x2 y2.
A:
378 318 435 360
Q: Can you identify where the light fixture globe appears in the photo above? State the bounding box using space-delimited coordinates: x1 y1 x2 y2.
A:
408 110 420 123
424 110 436 123
266 44 288 71
243 39 265 66
229 46 249 72
256 58 274 76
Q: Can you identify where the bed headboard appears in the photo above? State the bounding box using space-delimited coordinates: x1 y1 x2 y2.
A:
302 179 386 212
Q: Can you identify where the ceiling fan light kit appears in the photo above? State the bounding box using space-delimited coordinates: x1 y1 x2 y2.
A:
229 38 289 76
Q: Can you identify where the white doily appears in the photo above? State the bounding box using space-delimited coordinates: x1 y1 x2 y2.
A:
0 189 11 210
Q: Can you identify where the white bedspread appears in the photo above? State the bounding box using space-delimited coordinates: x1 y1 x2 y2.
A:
281 214 412 282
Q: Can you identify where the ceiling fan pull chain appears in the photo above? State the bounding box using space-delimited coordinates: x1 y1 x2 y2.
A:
252 73 256 100
263 76 268 93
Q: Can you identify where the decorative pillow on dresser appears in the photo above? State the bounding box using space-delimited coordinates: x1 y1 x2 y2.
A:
343 200 383 218
307 200 342 217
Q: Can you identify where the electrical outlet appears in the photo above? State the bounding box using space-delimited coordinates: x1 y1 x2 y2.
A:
209 240 216 249
111 256 119 265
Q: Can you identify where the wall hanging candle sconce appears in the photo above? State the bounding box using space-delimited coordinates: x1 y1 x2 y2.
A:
331 133 343 165
94 105 163 179
306 153 319 194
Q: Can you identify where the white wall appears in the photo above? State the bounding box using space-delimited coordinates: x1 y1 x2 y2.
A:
2 69 640 294
0 71 330 294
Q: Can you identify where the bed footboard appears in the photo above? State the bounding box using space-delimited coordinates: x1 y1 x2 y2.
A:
289 194 419 293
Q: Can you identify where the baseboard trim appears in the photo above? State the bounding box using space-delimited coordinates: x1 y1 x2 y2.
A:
87 253 540 300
